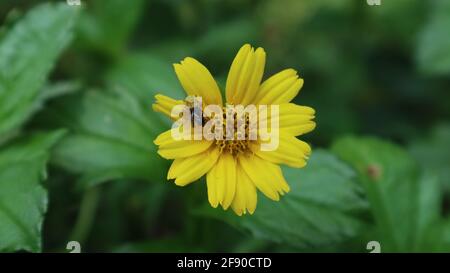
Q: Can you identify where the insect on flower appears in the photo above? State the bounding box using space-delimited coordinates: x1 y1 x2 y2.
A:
153 44 316 215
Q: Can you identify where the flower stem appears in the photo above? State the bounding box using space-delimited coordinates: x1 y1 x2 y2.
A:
70 187 100 245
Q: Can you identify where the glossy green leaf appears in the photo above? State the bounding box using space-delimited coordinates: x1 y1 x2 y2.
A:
106 52 185 127
0 130 65 252
332 137 442 252
48 90 168 188
0 3 77 136
107 52 185 102
201 150 368 249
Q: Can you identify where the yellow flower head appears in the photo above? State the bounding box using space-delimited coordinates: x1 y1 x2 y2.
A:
153 44 316 216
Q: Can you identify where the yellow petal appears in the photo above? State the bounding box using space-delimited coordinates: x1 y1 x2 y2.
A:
254 69 303 105
154 129 213 159
206 153 236 209
206 168 219 208
231 164 257 216
226 44 251 103
167 147 221 186
251 133 312 168
278 104 315 136
152 94 185 120
174 57 223 105
238 153 290 201
226 44 266 105
259 103 316 136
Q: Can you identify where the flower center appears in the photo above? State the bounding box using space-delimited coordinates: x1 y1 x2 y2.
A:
215 107 254 156
216 139 250 156
184 97 256 156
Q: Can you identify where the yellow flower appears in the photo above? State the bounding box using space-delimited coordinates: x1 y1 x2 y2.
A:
153 44 315 216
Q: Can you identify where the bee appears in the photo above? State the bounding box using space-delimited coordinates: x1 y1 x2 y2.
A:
190 106 204 126
185 96 205 127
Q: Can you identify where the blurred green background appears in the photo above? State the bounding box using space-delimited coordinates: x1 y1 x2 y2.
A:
0 0 449 253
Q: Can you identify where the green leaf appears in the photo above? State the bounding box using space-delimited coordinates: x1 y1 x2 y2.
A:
200 150 368 249
430 218 450 252
0 130 66 252
36 81 82 103
107 52 185 102
77 0 146 57
416 1 450 75
332 137 442 252
0 3 78 136
106 52 185 127
47 90 168 189
409 124 450 190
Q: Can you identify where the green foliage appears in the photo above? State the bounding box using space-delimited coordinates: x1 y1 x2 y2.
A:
332 137 442 252
106 53 185 103
417 0 450 75
77 0 146 57
44 90 168 188
0 3 77 137
198 150 368 249
0 2 77 252
410 124 450 190
0 0 448 253
0 130 65 252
